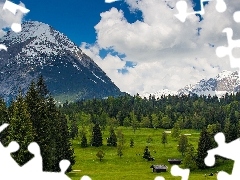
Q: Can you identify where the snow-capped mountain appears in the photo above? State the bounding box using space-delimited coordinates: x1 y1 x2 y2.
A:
178 70 240 97
0 21 122 103
142 70 240 98
142 89 177 99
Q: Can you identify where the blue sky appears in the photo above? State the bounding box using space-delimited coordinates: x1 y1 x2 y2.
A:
1 0 239 96
13 0 144 45
10 0 200 45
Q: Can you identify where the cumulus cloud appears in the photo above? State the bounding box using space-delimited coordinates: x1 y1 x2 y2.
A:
81 0 240 95
0 1 28 37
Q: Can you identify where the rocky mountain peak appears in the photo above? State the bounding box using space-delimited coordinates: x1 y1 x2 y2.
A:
0 21 122 103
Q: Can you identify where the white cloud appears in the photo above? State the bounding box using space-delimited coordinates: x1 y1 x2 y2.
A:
81 0 240 95
80 42 125 78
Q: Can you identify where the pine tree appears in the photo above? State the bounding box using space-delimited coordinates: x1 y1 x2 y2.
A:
54 112 75 172
25 79 53 170
161 131 167 148
130 138 134 148
36 75 49 98
117 144 123 158
91 124 103 147
183 144 197 170
130 111 138 133
178 135 188 156
142 146 151 160
123 117 131 127
0 98 10 146
171 122 181 139
117 129 125 146
229 124 238 142
69 114 78 139
80 133 88 148
9 92 34 166
107 126 117 147
224 119 231 143
25 77 75 171
151 113 159 129
196 128 212 169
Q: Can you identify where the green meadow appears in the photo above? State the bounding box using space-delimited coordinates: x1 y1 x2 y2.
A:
67 127 233 180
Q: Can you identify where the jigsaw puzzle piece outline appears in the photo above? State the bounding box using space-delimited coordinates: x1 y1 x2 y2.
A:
175 0 227 22
21 142 42 172
0 124 21 173
205 132 240 179
3 0 30 33
154 165 190 180
0 140 21 173
0 123 9 132
154 176 165 180
233 11 240 23
216 28 240 72
81 175 92 180
171 165 190 180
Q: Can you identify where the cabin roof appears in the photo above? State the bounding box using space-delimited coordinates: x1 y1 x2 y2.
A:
168 159 182 161
150 165 168 169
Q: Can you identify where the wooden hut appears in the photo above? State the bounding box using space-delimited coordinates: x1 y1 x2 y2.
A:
150 165 168 173
168 159 182 165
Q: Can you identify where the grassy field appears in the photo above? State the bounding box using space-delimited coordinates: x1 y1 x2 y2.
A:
67 127 233 180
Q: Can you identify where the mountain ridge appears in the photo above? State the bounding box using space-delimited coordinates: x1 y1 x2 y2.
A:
141 70 240 98
0 21 123 104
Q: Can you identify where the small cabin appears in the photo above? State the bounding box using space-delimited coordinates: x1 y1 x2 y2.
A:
168 159 182 165
150 165 168 173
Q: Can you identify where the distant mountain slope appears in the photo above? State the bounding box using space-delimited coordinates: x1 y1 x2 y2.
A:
0 21 122 103
141 70 240 98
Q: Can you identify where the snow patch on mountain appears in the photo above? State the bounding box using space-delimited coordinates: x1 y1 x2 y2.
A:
1 21 84 71
141 89 177 98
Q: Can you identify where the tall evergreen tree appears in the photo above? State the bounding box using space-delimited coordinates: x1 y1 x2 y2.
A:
0 98 10 146
54 112 75 172
224 119 231 143
130 111 138 133
25 79 56 171
183 144 197 170
171 122 181 139
25 77 75 171
9 92 34 166
91 124 103 147
130 138 134 148
80 133 88 148
161 131 168 148
117 144 123 158
107 126 117 147
196 128 212 169
36 75 49 98
142 146 151 160
69 114 78 139
117 129 125 146
151 113 159 129
178 135 188 156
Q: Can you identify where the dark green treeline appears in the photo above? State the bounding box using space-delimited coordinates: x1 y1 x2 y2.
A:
61 92 240 142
